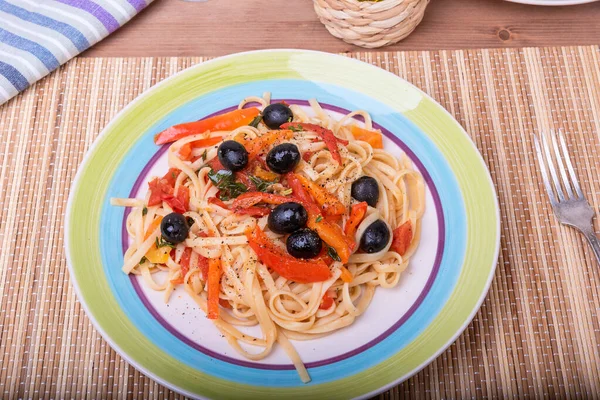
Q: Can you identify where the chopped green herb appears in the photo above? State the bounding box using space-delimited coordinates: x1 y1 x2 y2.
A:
139 256 147 264
208 169 248 201
315 215 323 223
155 236 175 249
327 246 341 262
201 149 208 161
249 175 277 192
249 114 263 128
281 188 293 196
186 217 195 227
288 125 303 132
287 116 293 123
171 171 176 179
142 206 148 216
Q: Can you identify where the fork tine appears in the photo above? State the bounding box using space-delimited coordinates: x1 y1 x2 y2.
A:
533 134 558 205
539 132 566 202
550 130 575 199
558 130 584 199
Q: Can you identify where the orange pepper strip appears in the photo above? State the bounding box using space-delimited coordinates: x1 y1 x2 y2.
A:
287 173 353 262
144 216 163 240
339 266 353 283
295 174 345 216
350 125 384 149
254 165 279 181
207 258 222 320
154 107 260 145
344 201 368 237
239 130 294 160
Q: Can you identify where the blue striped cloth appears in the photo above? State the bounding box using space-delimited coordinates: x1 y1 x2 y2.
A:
0 0 153 105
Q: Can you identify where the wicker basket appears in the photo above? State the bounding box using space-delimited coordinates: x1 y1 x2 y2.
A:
313 0 429 49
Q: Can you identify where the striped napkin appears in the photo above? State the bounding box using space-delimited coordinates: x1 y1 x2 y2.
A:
0 0 153 105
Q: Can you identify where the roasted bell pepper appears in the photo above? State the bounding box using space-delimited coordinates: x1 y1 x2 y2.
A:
207 258 222 319
339 266 353 283
319 291 335 310
344 201 368 238
155 107 260 145
281 122 348 164
171 247 192 284
254 165 279 181
237 130 294 160
208 196 229 209
179 136 225 160
246 227 331 283
391 221 413 256
231 192 291 210
350 125 384 149
144 216 169 264
295 174 345 216
147 169 189 213
144 216 163 240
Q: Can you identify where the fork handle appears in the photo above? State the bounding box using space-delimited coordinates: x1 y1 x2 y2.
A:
580 226 600 266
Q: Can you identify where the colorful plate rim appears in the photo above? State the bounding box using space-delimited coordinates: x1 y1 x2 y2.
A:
65 49 500 399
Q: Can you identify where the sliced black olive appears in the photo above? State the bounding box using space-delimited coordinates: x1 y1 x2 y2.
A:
268 202 308 234
286 228 322 259
262 103 293 129
217 140 248 172
351 176 379 207
360 219 390 253
266 143 300 174
161 212 190 244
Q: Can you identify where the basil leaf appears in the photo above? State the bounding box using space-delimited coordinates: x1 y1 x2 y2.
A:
327 246 341 262
249 114 263 128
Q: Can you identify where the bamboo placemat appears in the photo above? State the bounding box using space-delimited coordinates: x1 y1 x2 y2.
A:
1 46 600 399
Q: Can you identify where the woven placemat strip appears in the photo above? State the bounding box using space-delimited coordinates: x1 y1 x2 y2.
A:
1 47 600 399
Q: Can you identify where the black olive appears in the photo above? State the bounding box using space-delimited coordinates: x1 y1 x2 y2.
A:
161 212 190 244
286 228 322 259
217 140 248 172
262 103 293 129
360 219 390 253
268 202 308 234
266 143 300 174
351 176 380 207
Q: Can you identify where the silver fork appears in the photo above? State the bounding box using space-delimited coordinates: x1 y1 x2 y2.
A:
534 130 600 265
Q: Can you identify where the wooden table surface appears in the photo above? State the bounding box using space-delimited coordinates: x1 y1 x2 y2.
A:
83 0 600 57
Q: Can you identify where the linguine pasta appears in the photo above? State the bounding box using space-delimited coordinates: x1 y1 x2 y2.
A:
111 94 425 383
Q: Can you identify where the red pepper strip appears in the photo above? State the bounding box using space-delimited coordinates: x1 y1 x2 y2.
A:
147 168 181 207
170 247 192 285
246 227 331 283
231 192 291 210
182 137 225 160
391 221 413 256
207 157 225 171
219 299 232 309
286 173 317 210
295 174 345 216
178 143 193 160
302 151 315 162
319 291 335 310
281 122 348 164
208 197 229 209
344 202 368 238
235 170 257 191
155 107 260 145
163 185 189 213
207 259 222 319
235 207 271 217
